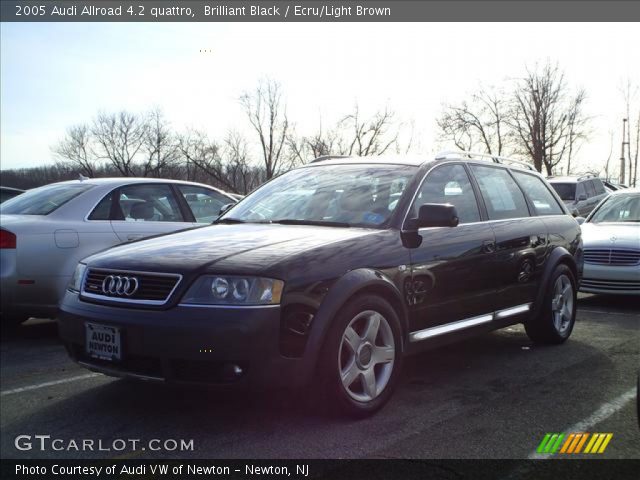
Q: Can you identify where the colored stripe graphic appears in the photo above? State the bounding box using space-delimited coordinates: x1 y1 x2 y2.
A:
539 433 613 454
574 433 589 453
537 434 552 454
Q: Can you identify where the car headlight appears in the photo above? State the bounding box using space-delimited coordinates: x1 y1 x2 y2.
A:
182 276 284 305
68 263 87 292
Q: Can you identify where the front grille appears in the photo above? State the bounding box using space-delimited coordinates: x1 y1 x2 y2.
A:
81 268 181 305
581 278 640 292
583 248 640 266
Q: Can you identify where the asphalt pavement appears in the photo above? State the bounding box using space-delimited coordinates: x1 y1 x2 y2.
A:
1 293 638 460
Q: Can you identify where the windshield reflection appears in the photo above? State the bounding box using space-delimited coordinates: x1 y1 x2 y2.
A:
219 164 417 228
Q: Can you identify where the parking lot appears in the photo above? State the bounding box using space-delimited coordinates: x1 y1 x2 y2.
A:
1 293 638 460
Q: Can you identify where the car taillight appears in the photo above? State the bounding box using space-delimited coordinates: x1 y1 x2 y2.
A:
0 230 16 249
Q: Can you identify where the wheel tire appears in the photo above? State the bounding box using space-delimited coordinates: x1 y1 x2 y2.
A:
317 294 403 418
525 264 577 344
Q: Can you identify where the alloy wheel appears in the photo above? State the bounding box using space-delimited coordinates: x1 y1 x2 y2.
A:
338 310 395 402
551 274 574 335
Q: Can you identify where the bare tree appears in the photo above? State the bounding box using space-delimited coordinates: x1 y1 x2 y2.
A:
438 86 511 155
634 110 640 187
510 61 589 175
223 130 259 194
52 124 97 177
287 118 342 165
240 79 289 180
287 106 411 164
339 105 400 156
177 130 238 192
141 108 180 177
620 79 639 186
91 111 148 176
604 130 615 180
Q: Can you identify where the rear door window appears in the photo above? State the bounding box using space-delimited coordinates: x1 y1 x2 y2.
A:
114 184 184 222
585 180 597 198
550 183 576 201
512 171 564 215
592 179 607 195
470 165 530 220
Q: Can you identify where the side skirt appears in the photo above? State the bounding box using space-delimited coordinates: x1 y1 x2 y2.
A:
407 303 532 350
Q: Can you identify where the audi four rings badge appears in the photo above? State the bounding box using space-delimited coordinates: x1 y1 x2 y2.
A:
101 275 139 296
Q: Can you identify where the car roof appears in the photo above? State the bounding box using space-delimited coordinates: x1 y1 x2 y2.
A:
547 176 579 183
39 177 235 197
305 155 428 167
0 186 25 192
305 153 539 172
609 187 640 195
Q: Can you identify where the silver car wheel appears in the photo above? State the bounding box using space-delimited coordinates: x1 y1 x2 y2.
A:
551 274 574 335
338 310 395 403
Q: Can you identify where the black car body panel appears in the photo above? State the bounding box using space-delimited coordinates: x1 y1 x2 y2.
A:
59 156 583 395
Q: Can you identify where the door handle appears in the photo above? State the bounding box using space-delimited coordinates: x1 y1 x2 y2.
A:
482 240 496 253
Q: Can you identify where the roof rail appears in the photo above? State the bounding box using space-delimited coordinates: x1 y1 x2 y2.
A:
576 173 596 181
310 155 352 163
435 150 535 171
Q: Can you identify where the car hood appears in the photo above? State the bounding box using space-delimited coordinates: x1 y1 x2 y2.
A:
84 223 379 274
580 222 640 248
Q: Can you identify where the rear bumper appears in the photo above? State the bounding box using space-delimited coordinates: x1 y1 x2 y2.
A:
580 263 640 295
58 291 313 389
0 277 62 320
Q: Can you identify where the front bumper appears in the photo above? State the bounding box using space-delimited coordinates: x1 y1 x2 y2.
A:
580 263 640 295
58 291 312 389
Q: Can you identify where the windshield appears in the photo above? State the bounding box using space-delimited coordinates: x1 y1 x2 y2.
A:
588 194 640 223
220 164 417 227
549 183 576 201
0 183 93 215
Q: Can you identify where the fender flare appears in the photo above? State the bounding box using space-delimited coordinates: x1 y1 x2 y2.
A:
531 247 578 318
301 268 409 374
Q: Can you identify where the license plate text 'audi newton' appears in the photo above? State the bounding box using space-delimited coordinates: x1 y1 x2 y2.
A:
86 323 121 361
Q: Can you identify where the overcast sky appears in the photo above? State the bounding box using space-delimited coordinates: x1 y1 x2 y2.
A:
1 22 638 174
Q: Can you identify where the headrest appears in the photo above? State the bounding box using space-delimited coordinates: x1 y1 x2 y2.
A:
130 202 155 220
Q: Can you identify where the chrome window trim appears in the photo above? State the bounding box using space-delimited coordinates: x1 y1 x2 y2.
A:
80 268 182 306
409 303 532 342
402 161 568 231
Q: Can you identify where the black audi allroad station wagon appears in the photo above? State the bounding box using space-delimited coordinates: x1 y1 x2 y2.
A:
59 152 583 416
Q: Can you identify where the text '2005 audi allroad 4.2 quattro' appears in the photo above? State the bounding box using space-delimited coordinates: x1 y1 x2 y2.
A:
59 152 583 417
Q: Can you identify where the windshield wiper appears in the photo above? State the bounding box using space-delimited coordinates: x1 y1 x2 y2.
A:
214 217 247 224
271 219 351 228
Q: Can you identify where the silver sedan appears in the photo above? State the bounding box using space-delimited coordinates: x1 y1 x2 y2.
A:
580 188 640 295
1 177 236 325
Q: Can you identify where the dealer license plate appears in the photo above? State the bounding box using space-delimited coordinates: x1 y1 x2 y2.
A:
85 323 122 361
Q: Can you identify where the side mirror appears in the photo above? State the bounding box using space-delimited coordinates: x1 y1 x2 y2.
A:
575 217 586 225
219 203 234 216
571 208 580 217
410 203 459 229
576 194 587 202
